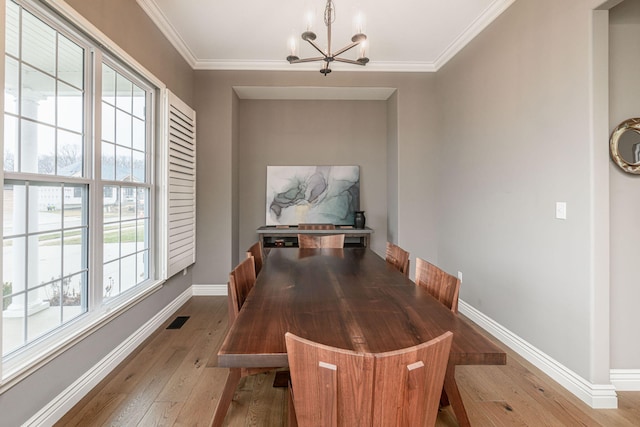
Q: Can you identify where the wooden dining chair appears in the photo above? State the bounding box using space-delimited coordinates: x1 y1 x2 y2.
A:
245 241 264 275
214 256 272 427
415 257 461 313
285 331 453 427
228 255 257 322
385 241 410 276
298 223 336 230
297 234 345 248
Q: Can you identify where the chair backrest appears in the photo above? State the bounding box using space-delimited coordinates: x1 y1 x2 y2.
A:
297 234 345 248
285 331 453 427
228 256 257 323
415 257 461 313
246 241 264 275
385 242 410 276
298 223 336 230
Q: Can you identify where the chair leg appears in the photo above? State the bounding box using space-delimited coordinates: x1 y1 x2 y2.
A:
211 368 242 427
440 387 450 407
442 364 471 427
287 381 298 427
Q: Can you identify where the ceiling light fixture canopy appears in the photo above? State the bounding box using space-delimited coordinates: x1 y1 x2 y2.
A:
286 0 369 76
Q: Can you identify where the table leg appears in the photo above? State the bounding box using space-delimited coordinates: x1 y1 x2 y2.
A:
443 364 471 427
211 368 241 427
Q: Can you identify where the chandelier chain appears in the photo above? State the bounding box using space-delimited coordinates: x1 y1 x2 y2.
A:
324 0 335 26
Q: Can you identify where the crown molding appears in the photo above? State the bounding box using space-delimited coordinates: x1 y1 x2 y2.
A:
138 0 515 73
232 86 397 101
434 0 516 70
136 0 198 68
193 59 437 72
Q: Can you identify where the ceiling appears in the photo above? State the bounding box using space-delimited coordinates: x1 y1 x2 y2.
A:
136 0 515 73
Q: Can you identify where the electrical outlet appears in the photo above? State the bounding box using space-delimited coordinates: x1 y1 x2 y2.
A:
458 271 463 282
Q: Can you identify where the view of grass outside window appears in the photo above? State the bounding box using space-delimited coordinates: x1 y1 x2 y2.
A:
2 0 154 361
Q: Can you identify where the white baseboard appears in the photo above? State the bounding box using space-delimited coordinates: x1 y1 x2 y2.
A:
192 284 227 296
458 299 618 409
610 369 640 391
25 287 193 426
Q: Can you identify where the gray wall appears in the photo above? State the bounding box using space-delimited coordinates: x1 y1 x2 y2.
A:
237 100 388 257
0 1 195 425
435 0 609 381
609 0 640 369
192 71 438 286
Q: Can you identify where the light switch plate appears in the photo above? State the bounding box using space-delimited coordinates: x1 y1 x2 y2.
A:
555 202 567 220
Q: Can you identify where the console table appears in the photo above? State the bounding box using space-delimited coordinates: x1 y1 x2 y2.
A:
257 225 373 249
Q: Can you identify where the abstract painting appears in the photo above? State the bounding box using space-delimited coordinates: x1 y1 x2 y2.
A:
266 166 360 226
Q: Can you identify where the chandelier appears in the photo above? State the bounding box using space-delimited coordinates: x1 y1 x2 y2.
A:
286 0 369 75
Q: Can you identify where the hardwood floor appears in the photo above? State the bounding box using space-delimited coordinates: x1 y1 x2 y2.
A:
56 296 640 426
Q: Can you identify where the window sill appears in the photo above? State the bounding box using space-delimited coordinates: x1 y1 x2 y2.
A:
0 278 165 393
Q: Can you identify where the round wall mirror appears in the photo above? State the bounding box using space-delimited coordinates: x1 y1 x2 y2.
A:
610 118 640 174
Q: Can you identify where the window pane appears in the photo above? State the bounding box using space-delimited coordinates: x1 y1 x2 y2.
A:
116 146 132 181
4 56 19 114
116 73 132 113
103 222 119 263
57 35 84 89
121 254 136 292
101 141 115 180
22 10 56 75
62 273 85 323
137 218 148 251
63 229 85 277
121 187 136 221
4 183 26 235
115 109 132 147
57 129 83 176
102 65 116 105
28 232 62 289
3 237 25 293
21 119 55 174
28 183 62 232
4 114 18 172
103 185 119 222
102 102 115 142
57 82 83 133
136 188 148 219
21 64 56 125
27 285 59 341
137 251 149 283
121 221 136 257
103 260 119 298
63 185 87 228
5 0 19 58
132 116 145 151
132 84 145 118
132 150 145 183
3 293 25 355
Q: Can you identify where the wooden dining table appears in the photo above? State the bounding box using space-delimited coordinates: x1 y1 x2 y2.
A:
214 247 506 427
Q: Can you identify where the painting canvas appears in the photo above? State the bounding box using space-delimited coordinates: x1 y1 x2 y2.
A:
266 166 360 226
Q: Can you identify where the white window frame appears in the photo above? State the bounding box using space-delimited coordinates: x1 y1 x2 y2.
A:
0 0 171 390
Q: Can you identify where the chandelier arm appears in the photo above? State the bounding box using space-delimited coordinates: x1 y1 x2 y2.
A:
334 57 366 66
289 56 326 63
305 38 329 57
332 41 361 58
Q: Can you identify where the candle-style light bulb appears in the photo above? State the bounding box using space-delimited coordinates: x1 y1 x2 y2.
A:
287 35 299 62
305 10 314 31
354 12 366 35
289 37 297 56
359 40 367 59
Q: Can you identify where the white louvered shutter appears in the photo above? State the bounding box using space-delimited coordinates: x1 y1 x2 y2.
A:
166 91 196 278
